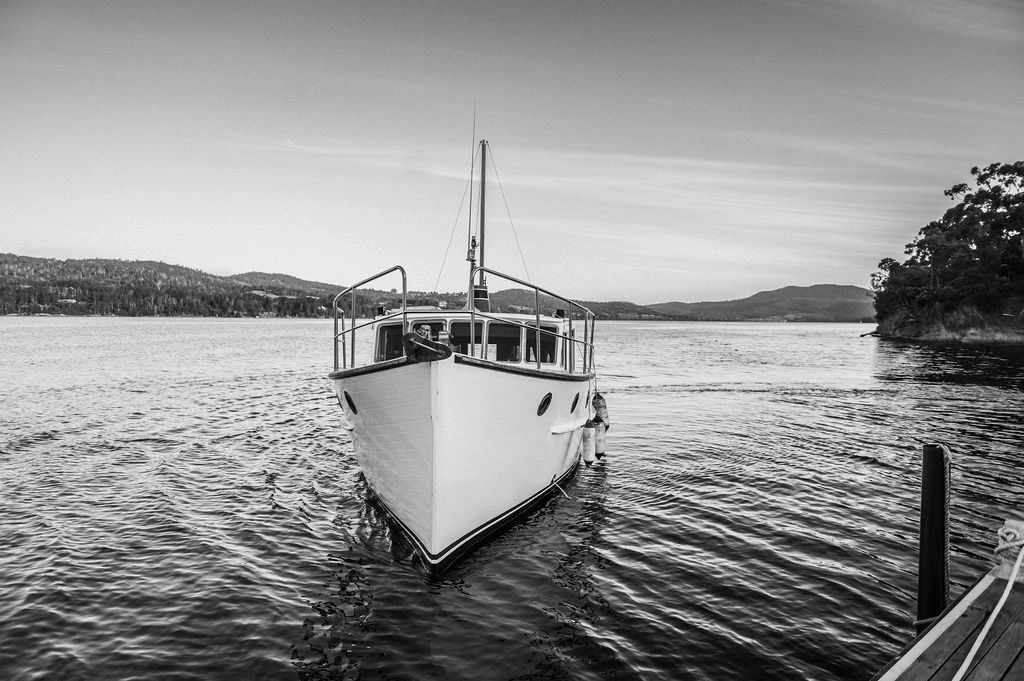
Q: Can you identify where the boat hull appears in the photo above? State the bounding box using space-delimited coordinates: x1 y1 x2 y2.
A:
330 355 593 572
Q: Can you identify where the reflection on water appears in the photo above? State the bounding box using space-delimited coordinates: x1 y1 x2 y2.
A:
875 339 1024 389
2 318 1024 681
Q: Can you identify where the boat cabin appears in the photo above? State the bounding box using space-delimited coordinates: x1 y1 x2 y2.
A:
374 309 564 368
331 264 595 376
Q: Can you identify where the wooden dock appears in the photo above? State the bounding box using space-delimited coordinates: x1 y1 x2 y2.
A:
872 521 1024 681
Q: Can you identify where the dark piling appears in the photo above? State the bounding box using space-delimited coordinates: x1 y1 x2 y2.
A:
916 443 951 633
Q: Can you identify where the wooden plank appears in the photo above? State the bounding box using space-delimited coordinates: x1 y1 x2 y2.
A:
895 606 988 681
930 613 1010 680
968 579 1024 619
999 640 1024 680
927 583 1024 681
994 584 1024 622
964 621 1024 681
873 575 997 681
874 576 1024 681
950 581 1024 681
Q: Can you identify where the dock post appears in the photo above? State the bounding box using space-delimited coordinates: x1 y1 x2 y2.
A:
916 443 951 634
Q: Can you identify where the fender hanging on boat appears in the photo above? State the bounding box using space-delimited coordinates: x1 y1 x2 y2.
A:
593 392 609 429
594 417 606 457
592 392 609 459
581 420 597 467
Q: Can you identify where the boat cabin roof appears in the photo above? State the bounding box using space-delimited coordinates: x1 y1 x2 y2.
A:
378 308 568 325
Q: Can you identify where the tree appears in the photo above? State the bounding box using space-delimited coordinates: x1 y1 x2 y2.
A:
872 162 1024 335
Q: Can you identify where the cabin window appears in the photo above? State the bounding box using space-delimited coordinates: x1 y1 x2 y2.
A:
449 322 484 355
526 325 558 364
487 323 522 362
376 324 405 361
377 321 449 361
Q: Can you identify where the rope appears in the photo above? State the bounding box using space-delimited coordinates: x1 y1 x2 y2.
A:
994 525 1024 566
552 478 571 500
486 145 531 282
949 526 1024 681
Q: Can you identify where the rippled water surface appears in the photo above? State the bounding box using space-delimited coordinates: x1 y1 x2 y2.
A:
2 318 1023 681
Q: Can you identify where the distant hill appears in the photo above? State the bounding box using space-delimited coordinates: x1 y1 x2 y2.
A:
648 284 875 322
0 253 333 317
489 289 672 320
0 253 462 317
1 253 873 321
229 271 342 295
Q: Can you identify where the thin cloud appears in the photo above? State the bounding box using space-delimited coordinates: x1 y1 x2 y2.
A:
827 88 1024 131
486 146 932 210
211 135 469 177
862 0 1024 43
777 0 1024 43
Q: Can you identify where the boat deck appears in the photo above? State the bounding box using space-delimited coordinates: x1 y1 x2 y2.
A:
873 569 1024 681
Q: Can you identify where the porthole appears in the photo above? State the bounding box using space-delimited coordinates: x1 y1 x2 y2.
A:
570 392 580 413
343 391 358 415
537 392 553 416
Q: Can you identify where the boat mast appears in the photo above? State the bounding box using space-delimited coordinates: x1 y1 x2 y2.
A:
478 139 486 286
468 139 489 312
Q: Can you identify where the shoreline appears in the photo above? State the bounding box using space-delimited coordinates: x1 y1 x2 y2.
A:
3 313 876 324
879 327 1024 344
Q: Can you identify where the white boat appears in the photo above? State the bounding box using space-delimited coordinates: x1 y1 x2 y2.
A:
328 140 602 573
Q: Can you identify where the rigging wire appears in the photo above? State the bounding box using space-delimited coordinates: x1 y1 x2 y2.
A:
432 173 474 294
486 144 532 283
434 112 478 295
468 106 477 251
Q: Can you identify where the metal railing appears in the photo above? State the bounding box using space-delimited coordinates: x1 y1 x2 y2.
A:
331 264 596 375
332 265 407 371
468 266 595 373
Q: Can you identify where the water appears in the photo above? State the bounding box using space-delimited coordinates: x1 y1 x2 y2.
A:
2 318 1023 681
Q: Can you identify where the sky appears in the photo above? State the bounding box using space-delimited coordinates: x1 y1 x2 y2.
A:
2 1 1023 304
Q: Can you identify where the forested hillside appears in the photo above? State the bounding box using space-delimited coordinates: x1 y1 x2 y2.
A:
1 255 349 317
0 254 668 320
